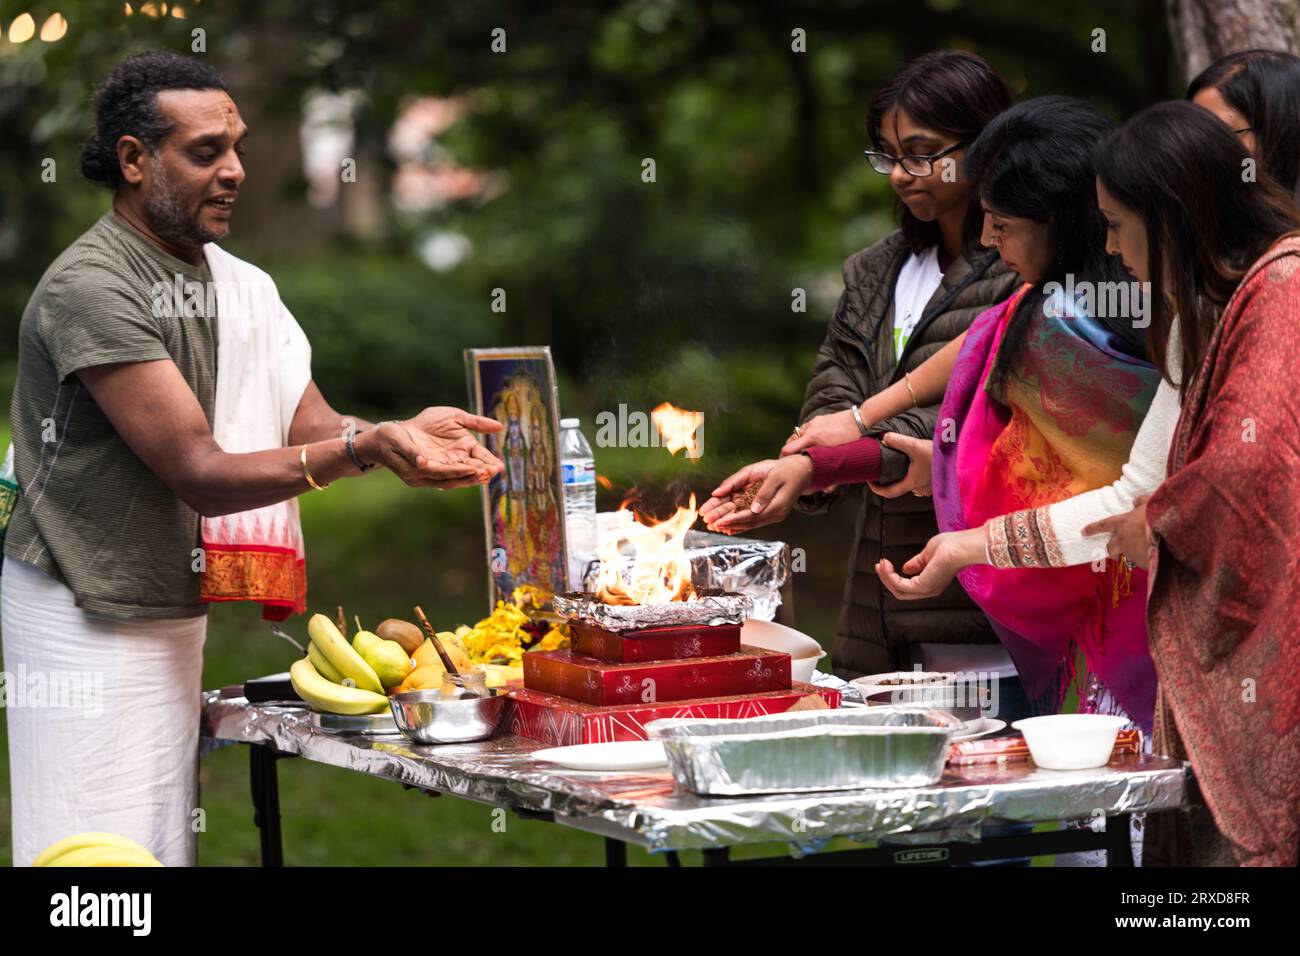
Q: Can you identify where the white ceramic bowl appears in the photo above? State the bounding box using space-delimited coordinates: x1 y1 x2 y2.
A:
740 619 828 684
1011 714 1130 770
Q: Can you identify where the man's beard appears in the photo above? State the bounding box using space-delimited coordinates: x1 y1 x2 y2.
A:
145 162 224 248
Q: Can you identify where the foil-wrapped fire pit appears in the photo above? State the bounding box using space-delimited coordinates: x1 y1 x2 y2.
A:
552 589 753 632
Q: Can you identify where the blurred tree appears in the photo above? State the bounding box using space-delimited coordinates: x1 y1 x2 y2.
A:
0 0 1181 474
1167 0 1300 81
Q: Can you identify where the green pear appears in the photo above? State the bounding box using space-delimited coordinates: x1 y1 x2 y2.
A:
352 630 412 688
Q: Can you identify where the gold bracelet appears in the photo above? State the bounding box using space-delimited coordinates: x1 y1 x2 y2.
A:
904 371 919 408
300 444 330 490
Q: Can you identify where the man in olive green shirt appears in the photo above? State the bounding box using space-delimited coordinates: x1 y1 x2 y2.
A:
2 51 502 866
7 211 220 619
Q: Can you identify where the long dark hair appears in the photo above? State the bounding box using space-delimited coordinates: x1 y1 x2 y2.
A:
1187 49 1300 198
965 96 1132 396
1097 101 1300 390
867 50 1012 256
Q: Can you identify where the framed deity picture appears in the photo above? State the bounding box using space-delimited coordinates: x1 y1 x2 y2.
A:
465 346 569 608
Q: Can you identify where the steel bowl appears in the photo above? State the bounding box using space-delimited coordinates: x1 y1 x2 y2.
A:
389 688 508 744
850 671 989 723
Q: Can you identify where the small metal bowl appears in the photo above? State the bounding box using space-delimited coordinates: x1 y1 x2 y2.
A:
389 688 508 744
851 672 989 723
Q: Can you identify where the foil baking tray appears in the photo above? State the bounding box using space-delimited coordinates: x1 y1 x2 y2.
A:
645 706 962 795
552 589 753 632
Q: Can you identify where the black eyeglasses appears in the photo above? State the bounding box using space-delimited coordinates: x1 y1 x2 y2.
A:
864 141 965 177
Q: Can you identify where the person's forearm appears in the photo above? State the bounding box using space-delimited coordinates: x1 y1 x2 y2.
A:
954 526 990 568
288 406 374 446
805 439 882 491
187 434 366 518
859 332 966 424
76 364 395 519
287 380 375 446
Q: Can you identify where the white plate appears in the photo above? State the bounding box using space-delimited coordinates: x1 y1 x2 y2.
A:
950 717 1006 742
532 741 669 771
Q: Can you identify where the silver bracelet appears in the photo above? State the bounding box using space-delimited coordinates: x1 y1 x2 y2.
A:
850 404 870 437
345 427 373 472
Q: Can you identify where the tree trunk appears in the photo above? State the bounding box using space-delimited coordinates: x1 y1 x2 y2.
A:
1166 0 1300 84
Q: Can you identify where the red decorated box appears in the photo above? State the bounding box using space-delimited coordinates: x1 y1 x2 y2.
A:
506 683 842 746
570 621 741 662
523 646 791 706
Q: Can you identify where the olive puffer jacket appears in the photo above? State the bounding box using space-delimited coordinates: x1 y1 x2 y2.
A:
797 231 1020 679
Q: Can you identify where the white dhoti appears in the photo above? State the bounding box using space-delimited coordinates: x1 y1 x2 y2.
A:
2 556 207 866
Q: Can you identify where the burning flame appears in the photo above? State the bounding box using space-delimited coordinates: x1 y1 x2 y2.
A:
651 402 704 459
594 495 698 605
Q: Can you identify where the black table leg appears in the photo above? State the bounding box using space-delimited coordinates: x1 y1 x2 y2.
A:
604 837 628 867
249 744 285 867
1105 814 1134 867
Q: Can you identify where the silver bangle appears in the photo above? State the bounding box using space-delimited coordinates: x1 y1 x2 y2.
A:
345 427 374 472
850 404 870 437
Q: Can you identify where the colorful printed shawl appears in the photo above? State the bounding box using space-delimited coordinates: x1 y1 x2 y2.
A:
1146 236 1300 866
933 285 1161 730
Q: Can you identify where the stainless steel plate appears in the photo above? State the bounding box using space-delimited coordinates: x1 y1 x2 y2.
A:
308 709 401 736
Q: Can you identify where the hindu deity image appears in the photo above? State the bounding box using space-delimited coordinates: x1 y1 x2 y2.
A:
479 363 565 597
500 392 528 545
527 401 555 515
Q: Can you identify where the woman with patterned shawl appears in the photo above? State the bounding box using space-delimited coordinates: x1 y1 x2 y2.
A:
707 98 1162 729
907 98 1161 731
1096 103 1300 866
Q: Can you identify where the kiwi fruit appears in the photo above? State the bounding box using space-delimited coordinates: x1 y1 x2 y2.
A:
375 618 425 655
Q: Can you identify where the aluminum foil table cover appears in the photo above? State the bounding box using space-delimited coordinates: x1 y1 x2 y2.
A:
201 684 1191 854
578 529 788 621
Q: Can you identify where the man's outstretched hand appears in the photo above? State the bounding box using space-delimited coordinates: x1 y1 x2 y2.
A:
361 407 503 489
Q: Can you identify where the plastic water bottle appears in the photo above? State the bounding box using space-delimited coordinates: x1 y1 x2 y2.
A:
559 418 597 584
0 443 17 553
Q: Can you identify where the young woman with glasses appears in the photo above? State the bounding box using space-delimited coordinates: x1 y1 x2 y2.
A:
699 50 1020 683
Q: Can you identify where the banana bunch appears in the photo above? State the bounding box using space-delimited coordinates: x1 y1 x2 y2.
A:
35 832 163 867
290 614 391 715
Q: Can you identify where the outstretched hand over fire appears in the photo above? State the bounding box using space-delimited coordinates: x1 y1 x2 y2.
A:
699 455 813 535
